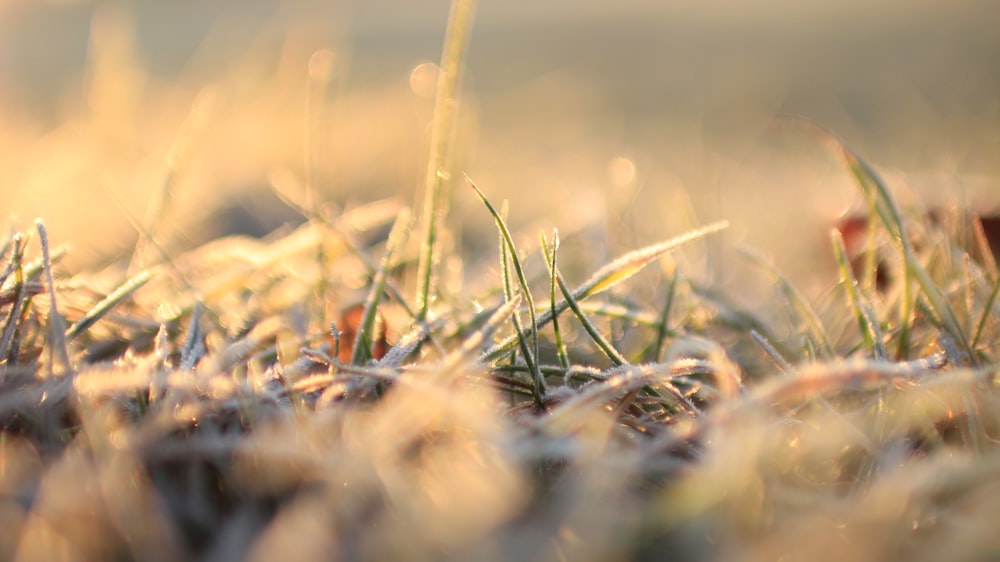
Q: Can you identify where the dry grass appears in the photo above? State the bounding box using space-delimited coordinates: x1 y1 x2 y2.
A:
3 3 1000 562
4 135 1000 562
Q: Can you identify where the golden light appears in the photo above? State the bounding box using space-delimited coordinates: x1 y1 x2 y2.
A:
308 49 337 84
607 156 636 190
409 62 439 99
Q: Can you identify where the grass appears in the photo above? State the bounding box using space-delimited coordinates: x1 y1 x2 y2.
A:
3 4 1000 562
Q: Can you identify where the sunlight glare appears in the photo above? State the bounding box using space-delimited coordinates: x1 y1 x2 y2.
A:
607 156 636 190
409 62 439 99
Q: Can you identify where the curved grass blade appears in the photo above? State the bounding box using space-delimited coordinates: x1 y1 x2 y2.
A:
470 178 544 404
66 269 155 342
480 221 728 363
832 227 887 360
843 145 971 361
798 118 972 360
834 138 916 358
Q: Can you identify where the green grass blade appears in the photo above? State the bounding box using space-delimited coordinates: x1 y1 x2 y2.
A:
414 0 476 321
836 142 916 358
906 254 973 359
813 123 972 360
832 228 887 360
66 269 155 342
500 227 539 398
350 209 412 364
556 272 628 366
652 270 679 362
480 221 728 363
971 274 1000 352
470 178 544 404
541 230 570 368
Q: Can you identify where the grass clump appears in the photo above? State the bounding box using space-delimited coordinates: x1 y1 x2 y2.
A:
4 144 1000 562
3 8 1000 562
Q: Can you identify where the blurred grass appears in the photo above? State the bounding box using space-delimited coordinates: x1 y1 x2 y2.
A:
1 2 1000 561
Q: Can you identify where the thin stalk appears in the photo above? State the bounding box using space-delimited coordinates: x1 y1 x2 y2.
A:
351 210 412 364
972 274 1000 351
556 272 628 366
66 269 154 341
414 0 476 321
541 230 570 368
472 187 543 405
480 221 727 363
832 228 887 360
36 220 71 376
653 271 679 362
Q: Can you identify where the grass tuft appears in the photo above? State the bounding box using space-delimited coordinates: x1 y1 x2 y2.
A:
2 8 999 562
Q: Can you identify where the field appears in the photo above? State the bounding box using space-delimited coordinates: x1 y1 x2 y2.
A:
2 1 1000 560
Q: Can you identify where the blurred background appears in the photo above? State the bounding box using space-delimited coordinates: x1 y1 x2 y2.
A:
1 0 998 299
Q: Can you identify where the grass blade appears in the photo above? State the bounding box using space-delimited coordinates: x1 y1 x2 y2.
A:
577 221 728 301
470 178 544 405
17 245 68 286
0 235 27 363
556 271 628 366
480 221 728 362
36 220 71 376
971 214 999 279
971 274 1000 352
750 328 793 375
180 301 206 371
350 209 412 364
653 270 679 362
66 269 155 342
803 120 972 360
541 230 570 368
832 227 887 360
414 0 476 321
443 294 521 369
